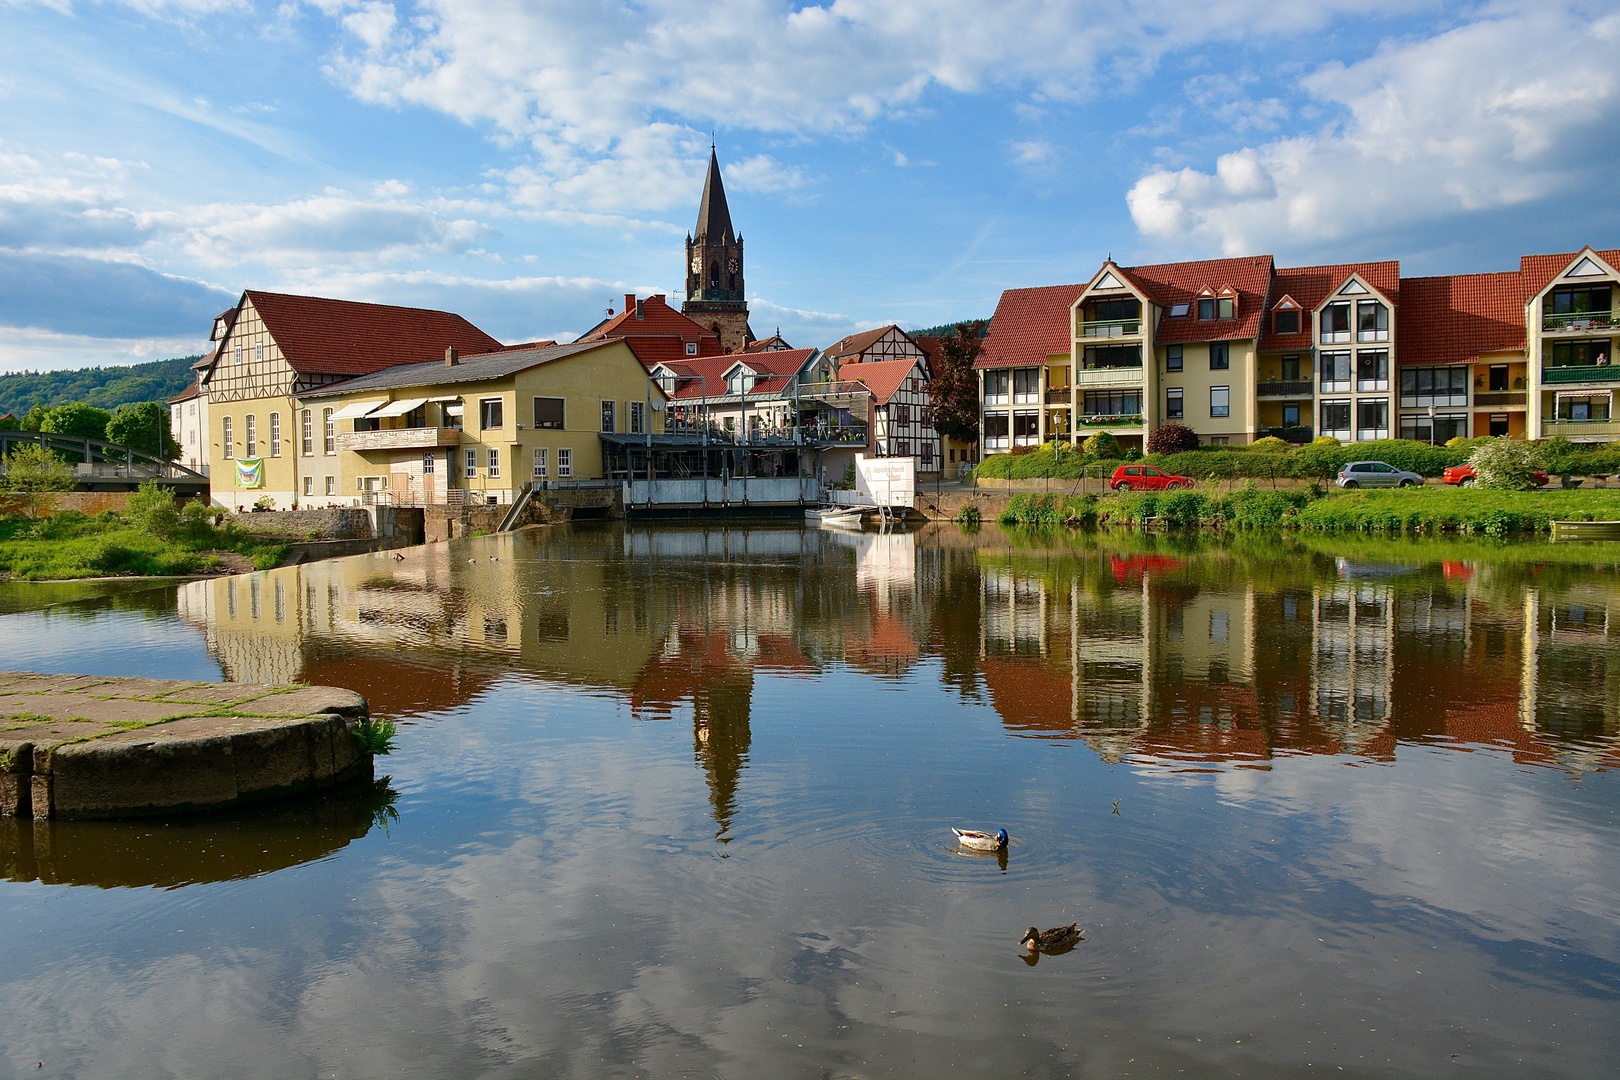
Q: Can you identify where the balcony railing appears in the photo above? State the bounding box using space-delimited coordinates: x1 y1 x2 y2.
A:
1044 388 1071 405
1543 365 1620 384
1258 426 1314 444
1078 318 1141 338
1542 418 1620 441
336 426 462 451
1077 413 1143 427
1474 391 1526 407
1542 310 1614 333
1256 379 1314 398
1075 365 1145 387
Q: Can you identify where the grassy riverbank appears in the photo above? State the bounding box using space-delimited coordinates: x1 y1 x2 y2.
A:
994 485 1620 535
0 507 286 580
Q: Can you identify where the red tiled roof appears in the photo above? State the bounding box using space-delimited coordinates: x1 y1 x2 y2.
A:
190 347 218 371
976 284 1085 370
824 325 899 362
744 333 792 353
230 290 503 377
1258 261 1401 350
660 350 814 400
168 381 200 404
1519 247 1620 305
579 294 724 367
1122 255 1275 344
841 357 921 404
1396 272 1526 366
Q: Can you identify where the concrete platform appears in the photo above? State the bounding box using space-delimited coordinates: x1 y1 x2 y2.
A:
0 671 372 820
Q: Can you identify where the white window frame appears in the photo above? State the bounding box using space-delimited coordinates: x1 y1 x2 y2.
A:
323 408 335 455
303 476 313 497
685 342 698 356
269 412 281 457
245 414 257 458
465 449 477 478
479 397 503 431
222 416 234 459
324 475 336 496
301 409 313 456
487 448 500 478
533 447 547 478
629 401 644 435
557 447 573 477
601 400 616 433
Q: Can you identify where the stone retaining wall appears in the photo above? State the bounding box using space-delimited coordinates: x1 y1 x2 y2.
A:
0 671 372 820
230 508 373 541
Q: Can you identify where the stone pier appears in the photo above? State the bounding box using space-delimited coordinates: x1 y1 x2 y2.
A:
0 672 372 820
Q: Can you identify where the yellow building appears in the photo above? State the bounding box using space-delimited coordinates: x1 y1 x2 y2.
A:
199 291 506 509
298 339 665 505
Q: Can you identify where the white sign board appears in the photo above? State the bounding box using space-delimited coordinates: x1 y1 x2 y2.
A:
854 454 915 506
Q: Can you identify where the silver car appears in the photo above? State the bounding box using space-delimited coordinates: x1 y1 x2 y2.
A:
1336 461 1422 488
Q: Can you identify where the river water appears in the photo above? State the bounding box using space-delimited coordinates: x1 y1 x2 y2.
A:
1 522 1618 1078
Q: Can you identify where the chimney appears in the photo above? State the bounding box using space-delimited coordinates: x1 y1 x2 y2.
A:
445 346 459 367
624 293 635 317
635 298 644 320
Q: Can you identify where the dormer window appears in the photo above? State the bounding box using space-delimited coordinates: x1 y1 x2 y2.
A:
1217 287 1236 320
1198 298 1215 320
686 341 698 356
1275 309 1299 335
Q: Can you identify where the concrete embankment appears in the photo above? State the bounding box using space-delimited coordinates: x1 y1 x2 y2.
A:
0 671 371 820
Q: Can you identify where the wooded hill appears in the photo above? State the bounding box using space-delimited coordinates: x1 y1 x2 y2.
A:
0 356 200 418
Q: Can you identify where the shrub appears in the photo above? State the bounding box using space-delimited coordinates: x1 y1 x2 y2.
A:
1147 422 1199 456
126 481 180 539
1248 436 1292 453
1081 430 1121 459
1311 435 1341 447
1157 490 1207 527
1228 489 1297 530
177 500 218 542
954 503 981 525
1469 438 1541 490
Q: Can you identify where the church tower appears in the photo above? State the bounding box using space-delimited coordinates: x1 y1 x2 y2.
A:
682 147 753 353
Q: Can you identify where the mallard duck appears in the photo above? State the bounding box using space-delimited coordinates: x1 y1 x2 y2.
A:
951 828 1008 851
1019 923 1082 955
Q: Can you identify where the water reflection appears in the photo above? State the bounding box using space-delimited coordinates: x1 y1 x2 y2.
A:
164 525 1620 788
0 776 397 889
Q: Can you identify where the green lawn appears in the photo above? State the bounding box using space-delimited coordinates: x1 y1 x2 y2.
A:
0 511 285 580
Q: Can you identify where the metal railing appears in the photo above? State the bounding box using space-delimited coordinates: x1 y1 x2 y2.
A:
0 431 207 483
1543 310 1614 332
1544 365 1620 384
1077 413 1143 427
1256 379 1314 397
1474 391 1526 407
1078 318 1141 338
1044 388 1071 405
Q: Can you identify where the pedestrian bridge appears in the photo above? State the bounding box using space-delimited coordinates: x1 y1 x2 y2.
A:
0 431 208 494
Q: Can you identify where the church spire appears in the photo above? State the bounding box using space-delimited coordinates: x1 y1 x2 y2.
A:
694 147 734 244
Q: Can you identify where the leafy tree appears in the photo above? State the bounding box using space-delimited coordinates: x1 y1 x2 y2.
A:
40 402 112 441
126 481 181 538
928 320 986 446
1469 438 1541 490
107 401 181 460
1082 430 1121 458
2 442 75 518
1147 422 1199 455
19 404 48 431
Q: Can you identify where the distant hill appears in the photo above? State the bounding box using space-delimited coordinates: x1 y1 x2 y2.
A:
907 321 988 338
0 355 201 418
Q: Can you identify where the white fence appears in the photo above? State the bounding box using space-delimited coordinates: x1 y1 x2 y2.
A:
624 477 818 507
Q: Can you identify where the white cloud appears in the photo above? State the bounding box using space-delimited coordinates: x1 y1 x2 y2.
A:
1010 139 1054 165
1127 3 1620 255
308 0 1403 217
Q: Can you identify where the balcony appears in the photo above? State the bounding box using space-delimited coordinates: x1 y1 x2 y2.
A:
1474 391 1526 407
1077 413 1143 428
336 426 462 452
1256 379 1314 398
1075 365 1145 388
1258 426 1314 444
1044 388 1071 405
1543 365 1620 385
1078 318 1141 339
1542 310 1615 334
1542 418 1620 441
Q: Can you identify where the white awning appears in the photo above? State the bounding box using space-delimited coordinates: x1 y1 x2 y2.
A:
426 395 462 403
370 397 427 417
330 400 385 421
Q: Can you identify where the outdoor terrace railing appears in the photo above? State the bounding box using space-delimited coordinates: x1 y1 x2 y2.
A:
1258 426 1314 444
1541 418 1620 441
0 430 207 483
1077 413 1143 427
1044 388 1071 405
1078 318 1141 338
1543 365 1620 384
1542 310 1615 332
1256 380 1314 398
1474 391 1527 407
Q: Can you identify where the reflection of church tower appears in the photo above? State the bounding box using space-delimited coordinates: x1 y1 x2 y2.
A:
683 147 754 353
692 670 753 842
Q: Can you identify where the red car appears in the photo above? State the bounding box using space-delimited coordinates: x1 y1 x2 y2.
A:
1110 465 1193 491
1442 464 1548 487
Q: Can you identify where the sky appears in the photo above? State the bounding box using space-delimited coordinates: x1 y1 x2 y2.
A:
1 0 1618 373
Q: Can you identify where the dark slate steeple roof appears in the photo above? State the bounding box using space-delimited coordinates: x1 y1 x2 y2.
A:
694 148 734 244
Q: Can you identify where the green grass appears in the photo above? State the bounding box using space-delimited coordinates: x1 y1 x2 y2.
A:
0 509 288 580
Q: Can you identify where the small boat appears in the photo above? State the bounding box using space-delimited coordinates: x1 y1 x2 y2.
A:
951 827 1008 851
1551 520 1620 542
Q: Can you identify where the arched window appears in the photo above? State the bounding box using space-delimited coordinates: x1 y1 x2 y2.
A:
709 262 719 288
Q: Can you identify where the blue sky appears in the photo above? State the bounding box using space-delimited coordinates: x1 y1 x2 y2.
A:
2 0 1618 372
